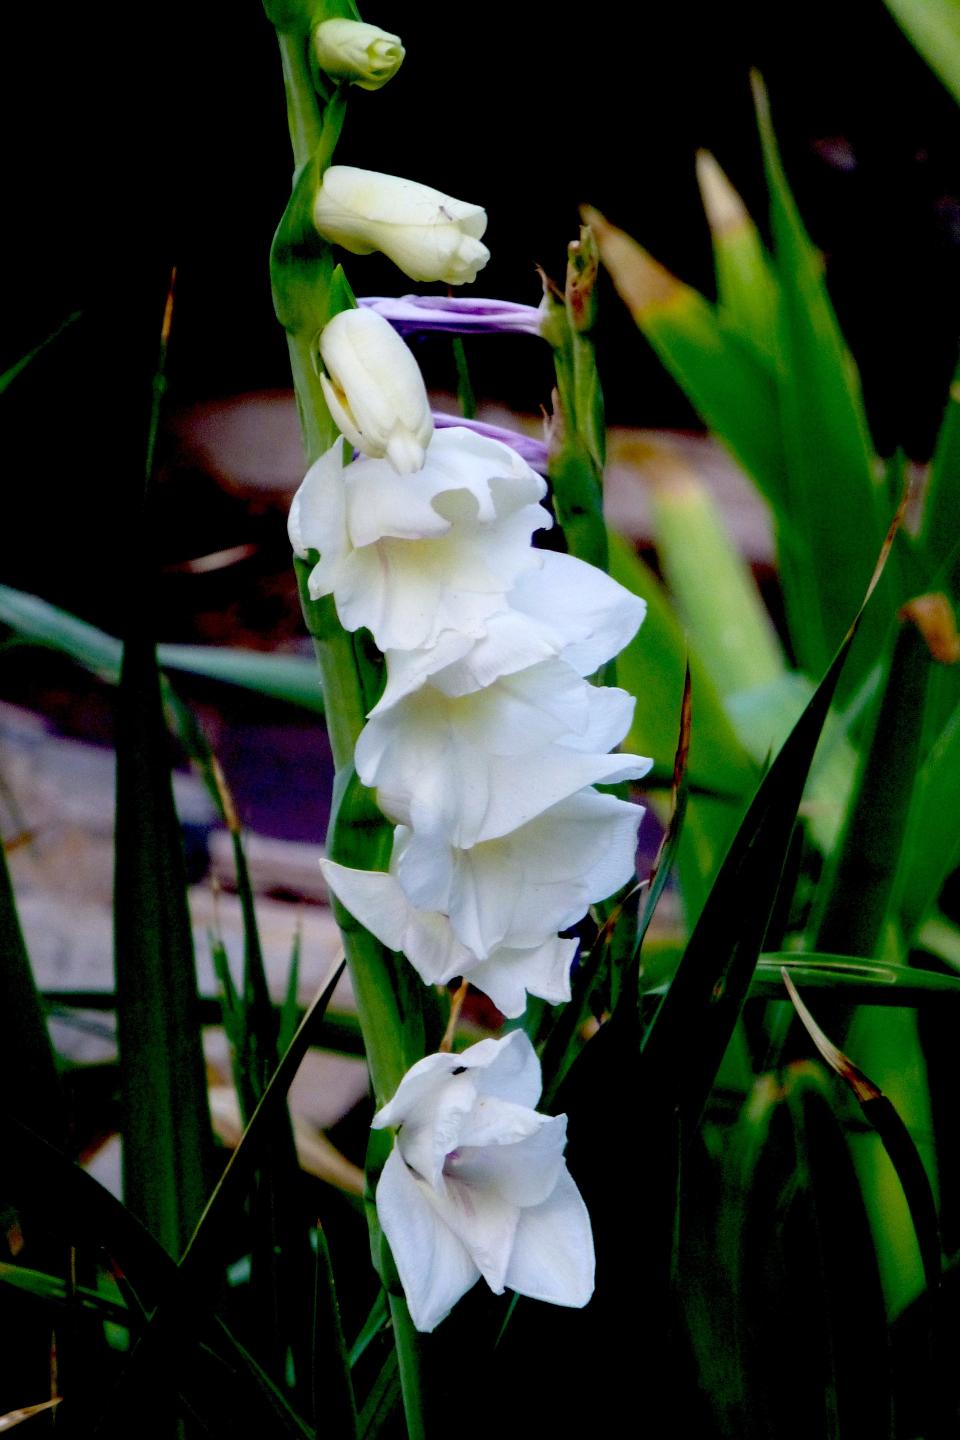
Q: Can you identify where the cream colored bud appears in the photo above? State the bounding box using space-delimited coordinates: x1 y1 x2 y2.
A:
314 166 490 286
319 307 433 473
312 19 405 91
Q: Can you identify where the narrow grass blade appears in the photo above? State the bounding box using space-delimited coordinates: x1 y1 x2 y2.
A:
713 1063 892 1439
0 1264 128 1329
0 1116 313 1437
113 630 214 1257
783 970 941 1298
0 843 63 1145
311 1225 357 1438
357 1350 400 1440
0 312 80 396
91 964 344 1433
753 953 960 1005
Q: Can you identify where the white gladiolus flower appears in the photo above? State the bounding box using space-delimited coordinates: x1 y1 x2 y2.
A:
319 308 432 474
313 166 490 285
321 856 576 1016
373 550 647 713
320 787 643 1014
372 1030 594 1333
356 658 652 844
312 19 405 91
288 427 551 652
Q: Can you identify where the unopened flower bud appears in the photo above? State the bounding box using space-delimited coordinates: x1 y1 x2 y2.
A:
319 307 433 473
314 166 490 286
312 19 405 91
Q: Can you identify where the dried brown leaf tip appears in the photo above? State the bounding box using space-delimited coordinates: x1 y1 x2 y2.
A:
899 593 960 665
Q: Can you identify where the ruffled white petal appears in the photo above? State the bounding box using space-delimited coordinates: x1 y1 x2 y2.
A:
358 660 651 844
320 859 577 1018
371 550 647 711
399 788 644 957
375 1143 480 1333
504 1167 595 1309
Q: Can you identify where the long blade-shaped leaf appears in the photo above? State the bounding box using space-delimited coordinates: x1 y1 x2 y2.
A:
881 0 960 104
753 71 888 683
113 631 214 1256
0 584 324 713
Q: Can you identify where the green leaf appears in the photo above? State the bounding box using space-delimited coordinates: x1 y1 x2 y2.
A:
752 71 888 684
921 359 960 581
92 964 345 1435
0 583 325 713
0 1262 129 1330
113 630 214 1257
752 953 960 1005
812 615 931 956
898 691 960 937
0 1115 313 1437
711 1063 892 1439
696 149 779 365
0 312 81 397
311 1226 357 1437
610 534 757 920
647 457 784 699
587 205 790 514
881 0 960 104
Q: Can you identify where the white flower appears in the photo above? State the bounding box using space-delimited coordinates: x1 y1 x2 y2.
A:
372 1030 594 1332
356 657 652 845
373 550 647 712
288 427 550 652
322 856 577 1017
319 307 432 474
312 19 405 91
313 166 490 285
393 789 643 956
320 787 643 1015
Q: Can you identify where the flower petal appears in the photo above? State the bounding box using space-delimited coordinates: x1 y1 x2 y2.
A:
376 1144 480 1333
465 936 577 1019
450 1107 568 1208
359 661 650 845
427 1172 519 1295
504 1166 595 1309
398 788 643 956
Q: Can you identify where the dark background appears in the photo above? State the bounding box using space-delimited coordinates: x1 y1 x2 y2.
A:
3 0 959 631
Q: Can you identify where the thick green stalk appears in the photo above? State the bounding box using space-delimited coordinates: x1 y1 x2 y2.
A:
266 12 430 1427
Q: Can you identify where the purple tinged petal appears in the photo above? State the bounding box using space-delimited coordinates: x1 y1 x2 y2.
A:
431 413 548 473
360 293 544 338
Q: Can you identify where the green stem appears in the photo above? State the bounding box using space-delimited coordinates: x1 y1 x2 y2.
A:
388 1295 427 1438
279 30 324 168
